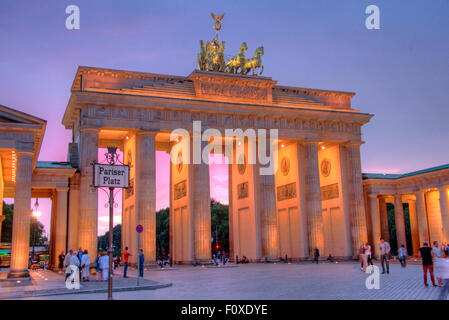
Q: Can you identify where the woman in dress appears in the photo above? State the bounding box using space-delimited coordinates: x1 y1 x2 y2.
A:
362 243 371 272
432 241 444 286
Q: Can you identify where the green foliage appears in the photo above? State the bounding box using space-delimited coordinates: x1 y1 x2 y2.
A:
156 207 169 255
1 202 13 243
1 202 47 246
386 202 413 256
211 199 229 253
97 224 121 256
97 201 230 257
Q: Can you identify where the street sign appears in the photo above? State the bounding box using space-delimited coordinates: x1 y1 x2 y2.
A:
136 224 143 233
93 163 129 188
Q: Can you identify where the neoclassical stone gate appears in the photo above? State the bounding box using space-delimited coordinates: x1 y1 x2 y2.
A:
61 66 372 264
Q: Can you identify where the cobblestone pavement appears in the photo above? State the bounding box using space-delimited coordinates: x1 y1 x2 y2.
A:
0 268 170 299
10 261 447 300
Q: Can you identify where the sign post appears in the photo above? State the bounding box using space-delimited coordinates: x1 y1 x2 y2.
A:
93 147 129 300
136 224 143 287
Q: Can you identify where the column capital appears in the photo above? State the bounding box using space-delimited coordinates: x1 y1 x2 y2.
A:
341 140 365 147
79 127 100 134
136 130 158 136
367 193 379 199
56 187 70 193
414 189 427 196
438 185 449 192
15 150 34 158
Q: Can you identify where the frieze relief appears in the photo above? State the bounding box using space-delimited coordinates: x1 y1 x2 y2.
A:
198 81 268 100
174 180 187 200
321 183 339 201
237 181 248 199
277 182 297 201
87 105 361 135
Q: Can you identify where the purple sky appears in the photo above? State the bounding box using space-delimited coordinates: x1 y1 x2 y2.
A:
1 0 448 236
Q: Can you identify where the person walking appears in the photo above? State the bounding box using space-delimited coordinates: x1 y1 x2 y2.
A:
432 241 444 286
95 253 102 281
58 251 65 274
313 248 320 264
378 238 391 274
362 242 372 272
63 249 80 281
398 244 407 268
138 249 144 277
122 247 132 278
438 251 449 300
98 252 109 281
80 249 91 281
419 242 437 287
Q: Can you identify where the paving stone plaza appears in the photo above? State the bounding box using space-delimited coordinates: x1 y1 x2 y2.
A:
1 261 445 300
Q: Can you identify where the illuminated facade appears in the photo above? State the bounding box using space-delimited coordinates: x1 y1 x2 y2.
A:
1 66 448 277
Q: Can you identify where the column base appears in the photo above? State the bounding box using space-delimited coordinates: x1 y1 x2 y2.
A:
7 269 30 278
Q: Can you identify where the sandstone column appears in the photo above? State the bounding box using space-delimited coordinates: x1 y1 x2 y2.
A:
192 148 212 261
394 194 407 251
67 173 80 251
379 196 390 242
52 188 68 269
415 190 429 244
347 143 368 257
407 198 420 255
258 167 279 260
297 142 310 259
8 151 33 278
304 141 324 257
135 132 157 264
439 186 449 243
78 128 98 262
368 194 381 257
228 162 234 260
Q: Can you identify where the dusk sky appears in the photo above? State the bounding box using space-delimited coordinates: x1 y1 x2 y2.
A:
1 0 448 236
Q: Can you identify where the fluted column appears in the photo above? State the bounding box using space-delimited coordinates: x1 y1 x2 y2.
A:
8 151 33 278
78 128 98 262
304 142 324 257
52 188 68 269
394 194 407 251
415 190 429 244
67 173 80 251
259 169 278 260
347 143 368 256
379 196 390 242
193 141 211 261
135 132 156 264
368 194 381 257
439 186 449 243
407 199 420 255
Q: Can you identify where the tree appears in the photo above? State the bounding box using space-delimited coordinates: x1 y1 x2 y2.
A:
97 224 121 256
156 207 169 255
97 200 230 257
1 201 47 246
211 199 229 253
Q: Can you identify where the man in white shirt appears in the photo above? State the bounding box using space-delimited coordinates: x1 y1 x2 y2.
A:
378 238 391 274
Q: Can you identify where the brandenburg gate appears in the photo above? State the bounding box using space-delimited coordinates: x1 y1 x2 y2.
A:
60 64 372 264
2 16 448 278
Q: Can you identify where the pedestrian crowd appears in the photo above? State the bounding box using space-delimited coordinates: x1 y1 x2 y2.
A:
58 245 147 285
